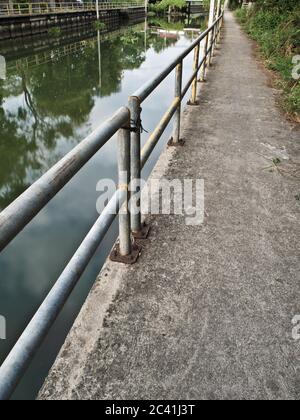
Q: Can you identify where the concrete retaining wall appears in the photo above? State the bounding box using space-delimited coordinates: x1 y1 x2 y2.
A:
0 8 145 40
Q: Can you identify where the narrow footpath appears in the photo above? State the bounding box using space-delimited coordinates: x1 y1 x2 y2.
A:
40 12 300 400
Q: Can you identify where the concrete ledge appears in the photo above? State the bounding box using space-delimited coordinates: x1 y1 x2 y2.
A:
38 102 183 400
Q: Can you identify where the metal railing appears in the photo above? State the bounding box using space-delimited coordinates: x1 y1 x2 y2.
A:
0 2 144 17
0 10 224 400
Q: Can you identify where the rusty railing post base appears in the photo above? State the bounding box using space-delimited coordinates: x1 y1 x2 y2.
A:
110 242 142 265
132 221 151 240
167 137 185 147
187 100 199 106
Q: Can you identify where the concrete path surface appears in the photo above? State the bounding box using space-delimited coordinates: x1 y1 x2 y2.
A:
39 12 300 400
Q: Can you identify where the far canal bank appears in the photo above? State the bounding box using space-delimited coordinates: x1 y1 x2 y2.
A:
0 4 145 41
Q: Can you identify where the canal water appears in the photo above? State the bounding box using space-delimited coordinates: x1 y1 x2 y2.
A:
0 15 206 399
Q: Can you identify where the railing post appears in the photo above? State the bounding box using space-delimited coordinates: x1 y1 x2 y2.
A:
215 21 219 46
209 25 215 65
213 21 218 52
128 96 150 239
207 0 216 67
170 60 183 144
217 0 222 19
188 43 200 106
118 125 131 257
199 33 209 82
110 115 142 264
129 96 141 234
218 14 223 43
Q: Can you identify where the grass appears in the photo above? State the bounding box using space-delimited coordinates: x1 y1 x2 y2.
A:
235 5 300 121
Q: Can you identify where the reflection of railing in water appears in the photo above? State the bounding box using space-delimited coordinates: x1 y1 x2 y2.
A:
0 2 144 17
6 25 141 73
7 41 91 71
149 27 202 37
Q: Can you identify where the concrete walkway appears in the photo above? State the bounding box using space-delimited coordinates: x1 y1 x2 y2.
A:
40 12 300 400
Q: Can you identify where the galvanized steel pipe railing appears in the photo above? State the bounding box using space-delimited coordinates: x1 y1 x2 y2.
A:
0 189 125 401
0 108 133 401
130 12 223 235
117 124 132 257
0 11 224 400
0 107 130 252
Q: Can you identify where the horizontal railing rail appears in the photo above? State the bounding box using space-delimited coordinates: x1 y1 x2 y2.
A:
0 2 144 17
0 107 129 252
0 10 224 400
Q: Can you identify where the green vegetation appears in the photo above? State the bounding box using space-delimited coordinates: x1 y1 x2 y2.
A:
93 21 106 31
234 1 300 120
228 0 241 10
147 11 157 17
151 0 186 13
48 27 61 37
149 0 212 15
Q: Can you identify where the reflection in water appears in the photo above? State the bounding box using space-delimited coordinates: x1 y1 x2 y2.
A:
0 22 181 210
0 16 205 400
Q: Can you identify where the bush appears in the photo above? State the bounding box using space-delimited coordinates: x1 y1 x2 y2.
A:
147 11 157 17
229 0 242 10
255 0 297 13
235 3 300 118
153 0 186 13
93 21 106 31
